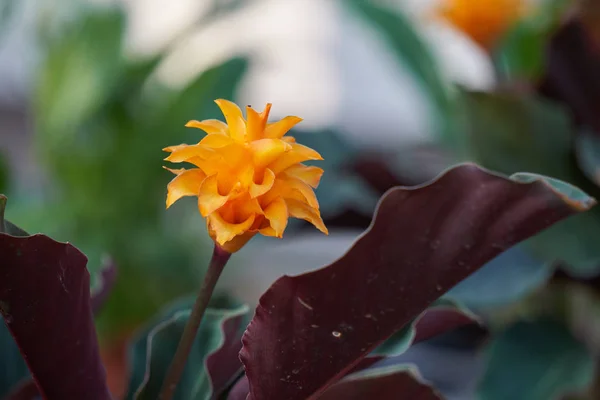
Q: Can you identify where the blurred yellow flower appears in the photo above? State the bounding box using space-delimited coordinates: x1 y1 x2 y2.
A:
164 100 328 253
436 0 525 49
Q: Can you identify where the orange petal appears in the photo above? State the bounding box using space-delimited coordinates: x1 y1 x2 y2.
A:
246 103 272 141
163 166 187 175
185 119 228 135
231 195 264 220
166 168 206 208
215 99 246 142
198 174 230 217
263 116 303 139
216 230 257 253
217 142 252 170
280 177 319 208
164 144 216 163
200 134 234 148
249 168 276 198
163 144 188 153
249 139 292 170
282 164 324 188
260 197 288 238
286 199 328 234
282 136 296 144
207 211 256 245
268 143 323 174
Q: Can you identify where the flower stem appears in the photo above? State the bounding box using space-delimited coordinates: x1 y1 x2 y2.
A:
159 245 231 400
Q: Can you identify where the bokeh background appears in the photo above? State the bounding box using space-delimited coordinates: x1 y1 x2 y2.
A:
2 0 598 399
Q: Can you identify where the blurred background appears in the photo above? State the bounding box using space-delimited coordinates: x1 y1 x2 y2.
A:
2 0 600 399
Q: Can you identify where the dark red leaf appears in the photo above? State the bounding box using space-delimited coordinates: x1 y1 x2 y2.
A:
0 234 111 400
229 302 477 399
539 18 600 135
239 164 595 400
318 366 443 400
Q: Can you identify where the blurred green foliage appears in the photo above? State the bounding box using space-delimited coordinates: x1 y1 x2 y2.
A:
27 5 248 339
478 320 594 400
494 0 571 82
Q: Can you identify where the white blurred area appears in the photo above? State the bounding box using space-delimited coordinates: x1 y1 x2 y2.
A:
0 0 496 138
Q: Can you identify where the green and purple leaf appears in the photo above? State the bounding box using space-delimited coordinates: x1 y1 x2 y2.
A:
0 233 110 399
239 164 595 399
125 297 249 400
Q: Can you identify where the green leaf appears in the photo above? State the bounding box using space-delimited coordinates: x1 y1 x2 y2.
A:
0 317 29 398
478 319 594 400
126 297 249 400
576 129 600 188
347 0 457 139
495 0 571 82
450 90 600 277
35 8 125 143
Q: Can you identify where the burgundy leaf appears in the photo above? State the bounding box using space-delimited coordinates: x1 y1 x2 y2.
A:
318 366 443 400
0 234 111 400
206 311 247 397
228 302 477 399
539 18 600 135
239 164 595 400
227 376 250 400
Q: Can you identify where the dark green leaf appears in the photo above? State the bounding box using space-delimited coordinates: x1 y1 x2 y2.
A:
451 90 600 276
495 0 570 82
478 319 594 400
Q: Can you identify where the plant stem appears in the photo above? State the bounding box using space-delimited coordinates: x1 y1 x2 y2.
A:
159 245 231 400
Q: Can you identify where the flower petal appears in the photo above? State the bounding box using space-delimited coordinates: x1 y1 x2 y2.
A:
282 164 324 188
260 197 288 238
185 119 228 135
286 199 328 234
166 168 206 208
263 116 303 139
199 134 234 148
207 211 256 245
163 166 187 176
198 174 230 217
268 143 323 174
246 103 272 141
217 231 257 253
215 99 246 142
279 177 319 208
250 139 292 170
250 168 276 198
164 144 216 163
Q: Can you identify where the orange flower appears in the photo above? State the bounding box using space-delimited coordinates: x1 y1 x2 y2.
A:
436 0 525 49
164 100 328 253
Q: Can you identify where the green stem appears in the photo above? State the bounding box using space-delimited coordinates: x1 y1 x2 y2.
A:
159 245 231 400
